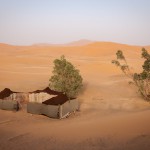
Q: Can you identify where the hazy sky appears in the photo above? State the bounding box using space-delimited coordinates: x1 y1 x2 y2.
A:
0 0 150 45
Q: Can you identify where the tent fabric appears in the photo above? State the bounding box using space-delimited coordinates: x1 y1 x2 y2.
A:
27 99 78 119
42 104 59 118
0 100 3 109
27 102 43 115
61 100 79 117
0 88 17 99
29 87 62 95
0 99 19 111
42 94 75 105
27 102 59 118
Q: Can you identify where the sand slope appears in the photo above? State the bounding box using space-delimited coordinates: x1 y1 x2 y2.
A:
0 42 150 149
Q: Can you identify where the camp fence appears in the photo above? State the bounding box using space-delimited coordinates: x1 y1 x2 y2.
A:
0 99 19 111
27 99 79 119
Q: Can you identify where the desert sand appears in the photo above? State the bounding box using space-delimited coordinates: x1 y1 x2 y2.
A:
0 41 150 150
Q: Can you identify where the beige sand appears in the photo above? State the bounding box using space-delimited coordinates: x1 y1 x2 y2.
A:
0 42 150 150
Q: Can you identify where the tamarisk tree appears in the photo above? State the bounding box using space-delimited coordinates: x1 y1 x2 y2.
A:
49 55 83 98
112 48 150 101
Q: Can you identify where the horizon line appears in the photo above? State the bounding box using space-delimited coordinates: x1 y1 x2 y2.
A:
0 40 149 47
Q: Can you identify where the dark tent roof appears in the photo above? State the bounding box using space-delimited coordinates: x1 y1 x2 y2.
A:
42 94 75 105
0 88 17 99
31 87 75 105
30 87 62 95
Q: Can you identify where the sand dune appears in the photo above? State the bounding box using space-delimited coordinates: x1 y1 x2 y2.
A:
32 39 94 47
0 41 150 149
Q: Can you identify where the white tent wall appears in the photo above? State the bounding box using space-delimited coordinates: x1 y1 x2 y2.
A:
29 92 55 103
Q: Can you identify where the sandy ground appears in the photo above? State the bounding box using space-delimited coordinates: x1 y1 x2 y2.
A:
0 42 150 150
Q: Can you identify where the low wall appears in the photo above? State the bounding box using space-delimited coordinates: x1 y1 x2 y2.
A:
27 99 79 119
0 100 3 109
0 99 19 111
27 102 59 118
61 99 79 118
27 102 43 115
42 104 59 118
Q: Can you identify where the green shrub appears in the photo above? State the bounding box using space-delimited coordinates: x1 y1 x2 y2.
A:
49 55 83 98
112 48 150 101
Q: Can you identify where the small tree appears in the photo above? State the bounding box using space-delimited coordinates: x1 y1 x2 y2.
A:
112 48 150 101
49 55 83 98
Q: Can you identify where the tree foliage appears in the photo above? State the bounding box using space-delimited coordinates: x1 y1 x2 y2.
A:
49 55 83 98
112 48 150 101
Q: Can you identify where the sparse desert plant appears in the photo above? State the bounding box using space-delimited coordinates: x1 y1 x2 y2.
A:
49 55 83 98
112 48 150 101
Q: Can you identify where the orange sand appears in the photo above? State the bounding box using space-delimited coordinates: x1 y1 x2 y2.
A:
0 42 150 150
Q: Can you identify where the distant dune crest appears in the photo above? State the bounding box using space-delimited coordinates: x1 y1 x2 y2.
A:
0 40 149 56
65 39 94 46
32 39 94 47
